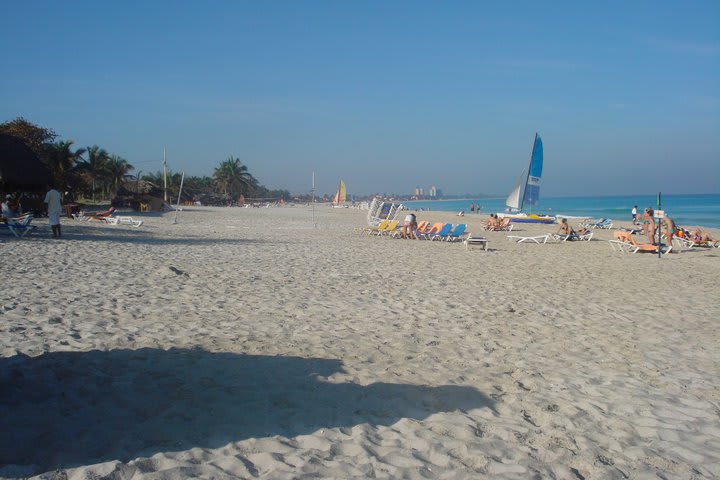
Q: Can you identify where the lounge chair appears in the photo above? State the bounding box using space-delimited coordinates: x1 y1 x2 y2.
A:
360 219 389 236
582 218 613 229
464 234 489 251
442 223 468 242
418 222 444 240
507 234 550 244
552 231 593 242
672 235 719 250
104 215 143 227
378 220 399 236
0 214 36 238
393 220 429 239
610 231 672 254
427 223 453 241
74 207 116 221
486 218 514 231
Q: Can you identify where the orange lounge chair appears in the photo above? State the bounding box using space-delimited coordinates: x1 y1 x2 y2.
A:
419 222 444 240
611 231 672 254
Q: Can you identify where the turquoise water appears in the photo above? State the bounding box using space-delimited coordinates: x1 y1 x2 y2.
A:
405 194 720 228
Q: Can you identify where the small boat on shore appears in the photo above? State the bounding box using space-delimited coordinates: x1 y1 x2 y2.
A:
497 133 556 224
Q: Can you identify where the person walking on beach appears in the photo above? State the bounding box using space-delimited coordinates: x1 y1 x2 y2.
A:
44 183 63 238
470 203 475 213
632 205 638 224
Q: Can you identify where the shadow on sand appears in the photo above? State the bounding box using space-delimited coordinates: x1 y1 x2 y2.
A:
1 348 493 473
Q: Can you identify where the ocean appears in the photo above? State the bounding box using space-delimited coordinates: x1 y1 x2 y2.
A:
405 194 720 229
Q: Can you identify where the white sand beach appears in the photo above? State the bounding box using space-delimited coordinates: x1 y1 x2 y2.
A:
1 206 719 479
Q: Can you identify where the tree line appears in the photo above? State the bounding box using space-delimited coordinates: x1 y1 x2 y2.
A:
0 117 290 204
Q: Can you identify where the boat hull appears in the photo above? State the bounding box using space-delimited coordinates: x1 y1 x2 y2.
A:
497 213 556 224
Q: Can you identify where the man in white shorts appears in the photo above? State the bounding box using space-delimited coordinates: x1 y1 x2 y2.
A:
403 212 417 239
44 183 63 238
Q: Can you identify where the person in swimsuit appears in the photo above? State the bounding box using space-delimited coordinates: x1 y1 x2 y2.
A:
662 217 676 247
558 218 575 236
690 228 716 245
642 208 656 244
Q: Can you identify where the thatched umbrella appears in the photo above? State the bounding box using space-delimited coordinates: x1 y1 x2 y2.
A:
0 134 53 191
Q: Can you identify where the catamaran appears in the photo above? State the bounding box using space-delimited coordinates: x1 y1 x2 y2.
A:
497 133 555 224
332 179 347 207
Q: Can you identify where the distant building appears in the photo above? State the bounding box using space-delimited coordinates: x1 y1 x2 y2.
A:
429 185 437 198
415 186 424 197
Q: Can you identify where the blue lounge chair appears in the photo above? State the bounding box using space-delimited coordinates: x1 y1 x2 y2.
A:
443 223 468 242
0 215 36 238
428 223 453 241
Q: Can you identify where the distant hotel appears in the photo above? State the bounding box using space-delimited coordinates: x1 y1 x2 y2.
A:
413 185 441 199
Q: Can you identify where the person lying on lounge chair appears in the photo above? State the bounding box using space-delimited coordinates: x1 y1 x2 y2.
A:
689 228 716 245
557 219 590 240
484 214 499 230
1 212 32 224
558 218 574 236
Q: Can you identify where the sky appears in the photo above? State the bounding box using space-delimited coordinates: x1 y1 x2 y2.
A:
1 1 719 197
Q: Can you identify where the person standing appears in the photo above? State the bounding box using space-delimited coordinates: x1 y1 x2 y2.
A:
44 183 63 238
631 205 638 224
642 208 656 244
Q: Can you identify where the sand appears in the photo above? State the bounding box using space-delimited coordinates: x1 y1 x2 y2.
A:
1 206 719 479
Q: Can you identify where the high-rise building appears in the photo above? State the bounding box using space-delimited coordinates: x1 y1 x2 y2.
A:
429 185 437 198
415 186 424 197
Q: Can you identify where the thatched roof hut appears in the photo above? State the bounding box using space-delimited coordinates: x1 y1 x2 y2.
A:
0 134 53 191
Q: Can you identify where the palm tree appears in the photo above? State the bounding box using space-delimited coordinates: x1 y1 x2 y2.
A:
77 145 110 202
45 140 86 192
213 156 254 198
105 154 134 196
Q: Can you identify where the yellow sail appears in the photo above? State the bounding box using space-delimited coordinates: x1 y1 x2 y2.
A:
333 179 346 204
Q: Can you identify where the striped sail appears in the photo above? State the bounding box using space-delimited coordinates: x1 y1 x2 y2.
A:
332 179 346 204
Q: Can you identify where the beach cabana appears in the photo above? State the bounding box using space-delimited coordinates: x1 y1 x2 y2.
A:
0 134 53 191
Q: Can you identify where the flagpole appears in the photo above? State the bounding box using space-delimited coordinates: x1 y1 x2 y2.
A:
311 171 316 228
163 148 168 203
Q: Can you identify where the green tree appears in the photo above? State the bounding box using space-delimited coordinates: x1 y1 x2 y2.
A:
105 154 134 196
77 145 110 202
0 117 57 160
45 140 86 192
213 156 255 197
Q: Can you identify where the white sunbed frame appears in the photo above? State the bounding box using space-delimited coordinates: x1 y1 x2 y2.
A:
104 216 143 227
551 232 593 242
507 234 550 244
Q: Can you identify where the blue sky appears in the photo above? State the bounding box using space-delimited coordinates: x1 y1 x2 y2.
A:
2 1 718 197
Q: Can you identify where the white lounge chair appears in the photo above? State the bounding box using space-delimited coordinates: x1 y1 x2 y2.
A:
552 231 593 242
672 235 719 250
507 234 550 244
104 216 143 227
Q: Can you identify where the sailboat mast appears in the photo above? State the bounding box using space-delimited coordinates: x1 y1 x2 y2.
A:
521 133 538 212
